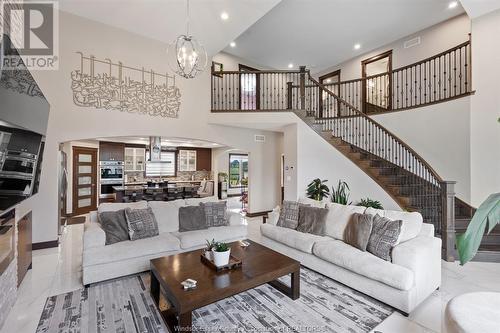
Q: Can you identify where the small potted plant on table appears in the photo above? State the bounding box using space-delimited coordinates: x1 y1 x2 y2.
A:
212 242 231 267
204 239 216 260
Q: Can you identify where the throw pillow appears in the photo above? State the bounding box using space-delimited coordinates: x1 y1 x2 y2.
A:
344 213 374 252
97 209 129 245
277 201 309 229
200 201 228 227
367 214 402 261
296 205 329 236
178 206 208 232
124 207 159 241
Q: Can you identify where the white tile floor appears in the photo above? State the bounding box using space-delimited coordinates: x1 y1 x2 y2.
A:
1 206 498 333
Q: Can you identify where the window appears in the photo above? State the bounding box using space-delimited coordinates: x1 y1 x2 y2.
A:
229 154 248 188
239 64 260 110
145 151 175 177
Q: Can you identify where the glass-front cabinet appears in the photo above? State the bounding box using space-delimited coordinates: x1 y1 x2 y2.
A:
178 149 197 171
124 147 145 172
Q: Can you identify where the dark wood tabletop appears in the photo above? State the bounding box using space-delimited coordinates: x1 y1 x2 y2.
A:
150 239 300 331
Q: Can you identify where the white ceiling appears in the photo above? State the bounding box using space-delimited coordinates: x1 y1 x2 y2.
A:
224 0 465 72
95 136 224 148
58 0 282 56
459 0 500 18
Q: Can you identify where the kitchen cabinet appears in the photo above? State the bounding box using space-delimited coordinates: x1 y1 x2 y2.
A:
17 211 32 286
7 129 42 155
178 148 212 171
196 148 212 171
99 142 125 161
124 147 146 172
178 150 197 171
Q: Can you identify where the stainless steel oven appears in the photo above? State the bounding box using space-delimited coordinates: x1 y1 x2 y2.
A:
99 161 123 199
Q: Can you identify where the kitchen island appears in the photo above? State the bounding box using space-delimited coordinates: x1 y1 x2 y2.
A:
112 180 213 202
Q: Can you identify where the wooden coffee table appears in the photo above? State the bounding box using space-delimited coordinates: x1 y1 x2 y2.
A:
150 239 300 332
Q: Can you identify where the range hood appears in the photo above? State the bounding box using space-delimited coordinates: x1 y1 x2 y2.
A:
149 136 161 161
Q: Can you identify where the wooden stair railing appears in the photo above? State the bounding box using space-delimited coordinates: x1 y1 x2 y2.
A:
321 39 472 114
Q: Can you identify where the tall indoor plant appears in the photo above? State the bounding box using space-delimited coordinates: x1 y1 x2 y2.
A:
331 180 351 205
306 179 329 201
456 193 500 265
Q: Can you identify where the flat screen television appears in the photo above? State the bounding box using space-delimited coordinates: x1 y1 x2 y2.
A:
0 34 49 212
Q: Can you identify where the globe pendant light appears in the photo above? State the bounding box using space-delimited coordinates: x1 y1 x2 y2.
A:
167 0 208 79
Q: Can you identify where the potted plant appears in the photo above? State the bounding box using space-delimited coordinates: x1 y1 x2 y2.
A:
456 193 500 265
306 179 329 201
212 242 231 266
218 172 228 182
331 180 351 205
356 198 383 209
205 239 216 260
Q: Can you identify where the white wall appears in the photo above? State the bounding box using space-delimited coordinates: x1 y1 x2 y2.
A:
316 14 471 80
469 9 500 206
372 97 471 202
27 12 283 243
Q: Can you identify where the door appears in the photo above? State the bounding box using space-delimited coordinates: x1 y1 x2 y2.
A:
239 64 260 110
72 146 98 215
319 70 341 117
362 50 392 114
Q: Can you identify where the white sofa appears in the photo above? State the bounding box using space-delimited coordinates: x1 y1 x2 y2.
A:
82 197 247 285
261 200 441 314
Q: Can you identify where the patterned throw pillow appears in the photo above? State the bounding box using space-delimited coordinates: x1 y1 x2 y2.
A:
367 214 402 261
200 201 228 227
277 201 309 229
125 207 159 241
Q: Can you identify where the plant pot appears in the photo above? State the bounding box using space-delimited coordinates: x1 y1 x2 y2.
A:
212 249 231 267
204 250 213 261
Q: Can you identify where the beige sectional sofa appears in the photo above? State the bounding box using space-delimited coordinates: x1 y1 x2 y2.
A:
260 200 441 314
82 197 246 285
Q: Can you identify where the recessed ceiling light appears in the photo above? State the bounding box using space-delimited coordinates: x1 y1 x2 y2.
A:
354 43 361 50
229 41 236 48
220 12 229 20
448 1 458 9
288 63 294 68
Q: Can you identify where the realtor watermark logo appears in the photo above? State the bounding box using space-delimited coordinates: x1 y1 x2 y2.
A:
1 0 59 70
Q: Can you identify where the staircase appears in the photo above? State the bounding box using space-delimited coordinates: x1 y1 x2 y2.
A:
210 40 500 261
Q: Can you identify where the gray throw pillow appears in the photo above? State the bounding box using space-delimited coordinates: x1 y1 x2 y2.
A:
98 209 129 245
200 201 228 227
277 201 309 229
296 205 329 236
344 213 374 252
124 207 159 241
179 206 208 232
367 214 402 261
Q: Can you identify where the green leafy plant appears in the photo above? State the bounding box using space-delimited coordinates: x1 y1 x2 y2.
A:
306 179 330 201
331 180 351 205
205 239 216 251
218 172 228 182
214 242 230 252
456 193 500 265
356 198 383 209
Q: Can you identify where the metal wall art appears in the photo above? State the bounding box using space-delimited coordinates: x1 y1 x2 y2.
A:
71 53 181 118
0 64 45 98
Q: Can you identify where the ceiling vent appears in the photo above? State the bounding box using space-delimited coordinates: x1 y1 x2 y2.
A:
404 37 421 49
254 134 266 143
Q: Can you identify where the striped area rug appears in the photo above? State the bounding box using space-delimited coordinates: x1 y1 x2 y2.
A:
36 268 393 333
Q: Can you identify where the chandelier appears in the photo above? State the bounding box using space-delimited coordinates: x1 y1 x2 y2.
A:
167 0 208 79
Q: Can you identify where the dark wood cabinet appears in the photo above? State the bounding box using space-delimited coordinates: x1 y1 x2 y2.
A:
17 211 32 286
195 148 212 171
99 141 125 161
7 129 42 154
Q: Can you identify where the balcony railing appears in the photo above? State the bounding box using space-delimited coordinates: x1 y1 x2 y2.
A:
211 39 472 114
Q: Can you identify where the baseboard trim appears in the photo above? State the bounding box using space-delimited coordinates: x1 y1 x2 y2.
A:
245 210 271 218
32 240 59 250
